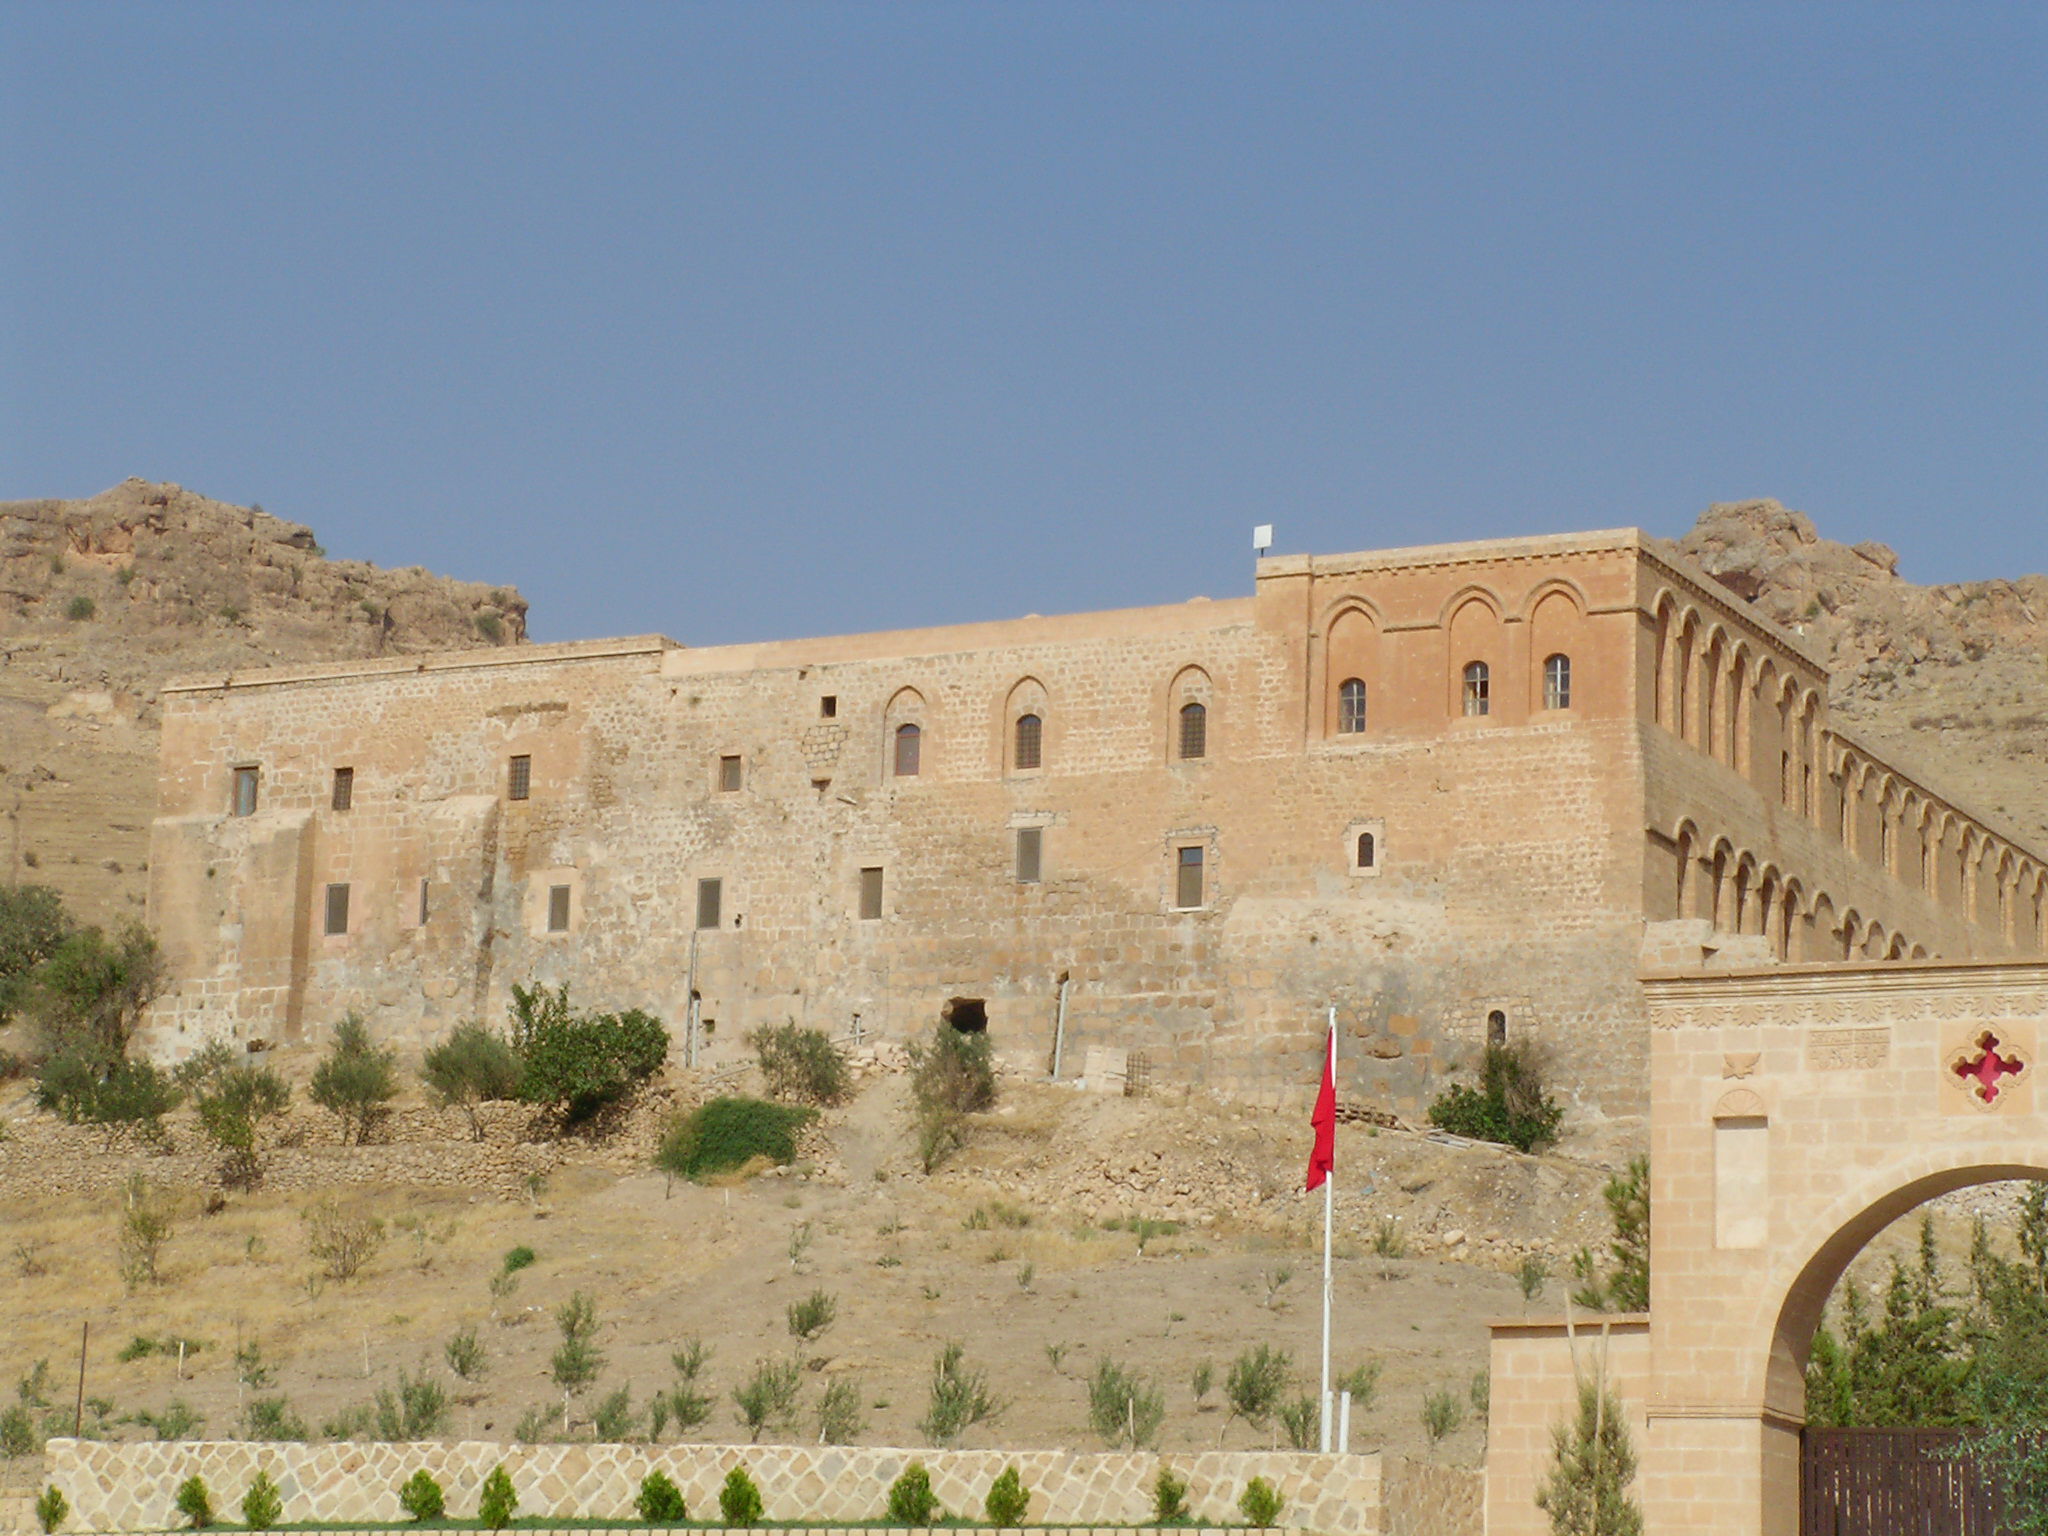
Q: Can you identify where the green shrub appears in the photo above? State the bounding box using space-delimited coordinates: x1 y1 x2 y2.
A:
815 1377 864 1445
1238 1477 1283 1530
34 1486 66 1535
1152 1467 1189 1525
397 1470 444 1522
175 1475 214 1529
551 1292 605 1393
657 1097 815 1182
636 1471 686 1523
1420 1387 1464 1445
303 1198 386 1281
0 1403 35 1458
421 1022 522 1140
732 1357 802 1442
444 1325 486 1384
373 1370 449 1440
240 1471 283 1529
886 1462 940 1524
984 1465 1030 1525
919 1342 1001 1446
308 1015 398 1144
749 1023 851 1106
718 1465 763 1526
1335 1359 1383 1411
591 1385 636 1441
1086 1358 1165 1449
1571 1156 1650 1313
907 1021 996 1173
508 983 668 1124
241 1398 307 1442
0 883 73 1029
1425 1041 1563 1153
179 1046 291 1188
1278 1393 1319 1450
786 1288 837 1343
138 1401 204 1441
65 596 94 622
1224 1344 1290 1432
478 1465 517 1531
503 1244 537 1273
26 920 162 1067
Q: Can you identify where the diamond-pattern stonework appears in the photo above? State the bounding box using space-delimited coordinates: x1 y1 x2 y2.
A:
40 1440 1479 1536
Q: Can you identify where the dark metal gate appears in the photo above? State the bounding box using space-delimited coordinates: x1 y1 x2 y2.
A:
1801 1428 2002 1536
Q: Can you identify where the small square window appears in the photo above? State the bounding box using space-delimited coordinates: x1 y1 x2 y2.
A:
232 766 260 817
697 877 723 930
323 882 350 936
719 755 743 792
1175 845 1205 910
508 755 532 801
547 884 571 933
859 866 884 920
820 695 838 719
331 767 354 811
1016 827 1043 883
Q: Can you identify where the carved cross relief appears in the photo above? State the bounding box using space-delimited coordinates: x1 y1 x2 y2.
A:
1947 1030 2030 1108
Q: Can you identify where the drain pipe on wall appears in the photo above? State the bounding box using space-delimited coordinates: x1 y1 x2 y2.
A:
1050 971 1072 1079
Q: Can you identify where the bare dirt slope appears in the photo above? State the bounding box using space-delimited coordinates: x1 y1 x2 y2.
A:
0 1066 1620 1478
1667 500 2048 850
0 481 527 927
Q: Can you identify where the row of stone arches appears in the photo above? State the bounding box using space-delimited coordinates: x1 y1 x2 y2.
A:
1670 819 1929 962
1319 579 1587 736
877 665 1219 780
1834 745 2048 945
1650 589 1826 816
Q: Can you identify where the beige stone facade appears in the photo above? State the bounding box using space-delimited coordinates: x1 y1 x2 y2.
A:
1485 958 2048 1533
38 1439 1478 1536
143 531 2047 1116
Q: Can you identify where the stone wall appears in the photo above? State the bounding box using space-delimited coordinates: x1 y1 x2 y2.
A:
140 529 2042 1128
39 1440 1480 1536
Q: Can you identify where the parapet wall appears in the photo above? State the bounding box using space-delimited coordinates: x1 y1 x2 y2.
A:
41 1440 1480 1536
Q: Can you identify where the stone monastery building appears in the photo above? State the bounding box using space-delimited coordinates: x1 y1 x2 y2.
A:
145 529 2048 1119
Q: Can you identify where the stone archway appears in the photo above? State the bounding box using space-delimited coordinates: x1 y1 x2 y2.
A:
1486 959 2048 1536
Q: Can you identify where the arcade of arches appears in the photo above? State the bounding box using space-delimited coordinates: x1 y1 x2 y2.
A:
1487 958 2048 1535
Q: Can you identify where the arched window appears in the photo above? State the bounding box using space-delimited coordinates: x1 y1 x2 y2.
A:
1356 832 1375 869
1543 653 1571 710
893 722 922 777
1013 713 1042 771
1337 678 1367 734
1487 1010 1508 1047
1178 701 1207 760
1462 662 1490 717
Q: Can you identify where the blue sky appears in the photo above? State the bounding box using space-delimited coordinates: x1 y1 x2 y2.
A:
4 3 2045 644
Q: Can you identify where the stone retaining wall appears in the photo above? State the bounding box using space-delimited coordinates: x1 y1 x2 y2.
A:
41 1440 1479 1536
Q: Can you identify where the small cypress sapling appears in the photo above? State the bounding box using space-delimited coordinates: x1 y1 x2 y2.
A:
175 1475 214 1530
636 1472 687 1523
35 1487 67 1535
1237 1477 1283 1531
984 1465 1030 1525
398 1470 445 1522
718 1466 763 1526
1152 1467 1190 1525
240 1472 283 1529
477 1466 517 1532
886 1463 940 1525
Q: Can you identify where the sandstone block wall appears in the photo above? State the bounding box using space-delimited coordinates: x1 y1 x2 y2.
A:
40 1440 1479 1536
1483 1316 1650 1536
142 530 2044 1126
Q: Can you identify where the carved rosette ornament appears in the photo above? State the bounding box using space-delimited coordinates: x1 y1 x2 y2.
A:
1945 1029 2032 1111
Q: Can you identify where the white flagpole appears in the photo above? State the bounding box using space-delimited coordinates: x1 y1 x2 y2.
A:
1320 1005 1335 1453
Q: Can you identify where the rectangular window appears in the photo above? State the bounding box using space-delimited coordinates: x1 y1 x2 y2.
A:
1016 827 1043 883
232 766 260 817
323 882 350 936
1175 845 1205 910
718 755 743 792
508 754 532 801
418 878 430 927
820 695 838 719
331 766 354 811
547 884 571 933
859 866 884 921
696 877 723 930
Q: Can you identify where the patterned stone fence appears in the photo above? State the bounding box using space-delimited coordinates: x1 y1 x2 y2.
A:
39 1441 1479 1536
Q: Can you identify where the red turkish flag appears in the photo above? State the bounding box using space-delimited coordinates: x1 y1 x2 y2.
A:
1305 1026 1336 1191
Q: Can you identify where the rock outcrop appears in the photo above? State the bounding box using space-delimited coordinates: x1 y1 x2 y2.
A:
0 479 527 925
1665 498 2048 850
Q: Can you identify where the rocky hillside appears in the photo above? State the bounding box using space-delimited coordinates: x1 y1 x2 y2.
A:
1667 499 2048 853
0 480 527 925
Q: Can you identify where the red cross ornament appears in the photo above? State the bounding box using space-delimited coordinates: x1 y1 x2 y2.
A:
1951 1031 2028 1107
